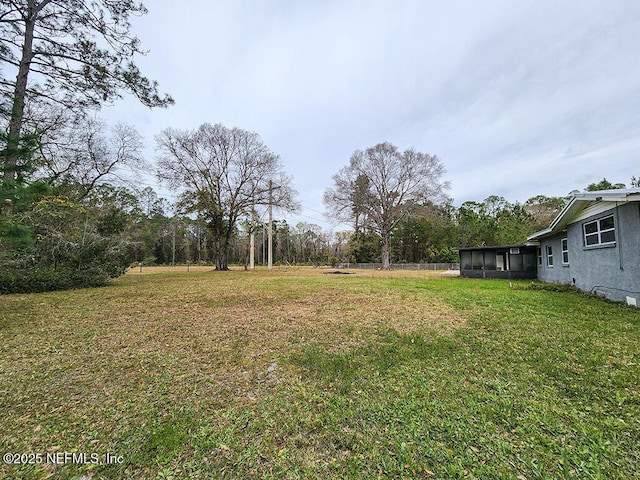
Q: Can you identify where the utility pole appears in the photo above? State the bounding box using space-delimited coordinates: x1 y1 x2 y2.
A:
267 180 282 270
249 207 256 269
268 180 273 270
171 222 176 266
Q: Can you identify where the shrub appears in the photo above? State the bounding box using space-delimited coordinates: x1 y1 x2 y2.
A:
0 266 111 294
0 196 134 294
517 281 582 293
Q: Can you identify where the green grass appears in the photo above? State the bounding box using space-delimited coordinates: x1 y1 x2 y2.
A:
1 268 638 479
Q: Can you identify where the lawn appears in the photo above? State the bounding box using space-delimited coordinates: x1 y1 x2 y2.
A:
1 267 638 479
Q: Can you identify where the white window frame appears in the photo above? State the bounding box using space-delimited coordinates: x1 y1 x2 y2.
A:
537 247 542 266
561 238 569 265
546 245 553 267
583 215 616 247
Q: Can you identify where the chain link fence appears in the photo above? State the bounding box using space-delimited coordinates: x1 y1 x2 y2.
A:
335 262 460 271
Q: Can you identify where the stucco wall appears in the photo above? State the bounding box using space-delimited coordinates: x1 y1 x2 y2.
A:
537 203 640 304
573 203 640 303
536 234 572 285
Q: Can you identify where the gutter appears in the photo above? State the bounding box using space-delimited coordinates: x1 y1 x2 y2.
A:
615 202 623 271
527 228 551 242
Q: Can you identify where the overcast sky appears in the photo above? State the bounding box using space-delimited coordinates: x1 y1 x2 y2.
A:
104 0 640 230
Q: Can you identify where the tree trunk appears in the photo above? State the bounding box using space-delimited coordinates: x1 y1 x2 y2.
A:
215 252 229 271
381 231 391 270
213 234 228 271
212 223 232 271
3 3 38 215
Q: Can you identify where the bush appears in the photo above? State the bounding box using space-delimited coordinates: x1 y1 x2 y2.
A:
0 195 134 294
517 281 582 293
0 266 110 295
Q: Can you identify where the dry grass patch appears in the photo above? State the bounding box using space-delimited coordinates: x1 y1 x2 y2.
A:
0 268 465 454
111 267 466 396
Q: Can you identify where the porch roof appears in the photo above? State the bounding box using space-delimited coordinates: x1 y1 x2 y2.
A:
455 243 538 252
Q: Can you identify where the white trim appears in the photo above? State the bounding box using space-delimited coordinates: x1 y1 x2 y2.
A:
583 215 616 247
546 244 554 267
570 202 619 224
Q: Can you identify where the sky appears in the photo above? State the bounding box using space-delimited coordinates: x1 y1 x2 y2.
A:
103 0 640 230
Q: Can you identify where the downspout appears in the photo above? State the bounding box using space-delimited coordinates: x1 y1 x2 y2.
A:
615 202 623 271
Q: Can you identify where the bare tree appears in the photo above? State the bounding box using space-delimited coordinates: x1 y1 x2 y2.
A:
37 115 145 200
324 142 449 269
156 123 298 271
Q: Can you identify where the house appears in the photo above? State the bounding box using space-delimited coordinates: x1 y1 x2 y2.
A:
527 188 640 306
457 244 538 279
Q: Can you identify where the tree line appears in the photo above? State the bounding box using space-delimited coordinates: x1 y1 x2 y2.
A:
1 1 637 293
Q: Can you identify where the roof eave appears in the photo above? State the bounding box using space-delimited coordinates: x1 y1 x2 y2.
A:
527 227 553 241
527 188 640 241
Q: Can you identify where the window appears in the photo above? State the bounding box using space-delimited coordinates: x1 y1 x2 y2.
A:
546 245 553 267
537 247 542 266
583 215 616 246
561 238 569 265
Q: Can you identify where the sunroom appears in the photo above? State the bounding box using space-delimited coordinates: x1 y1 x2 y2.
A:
457 244 538 279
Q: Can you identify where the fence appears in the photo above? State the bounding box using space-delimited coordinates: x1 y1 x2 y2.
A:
335 262 460 271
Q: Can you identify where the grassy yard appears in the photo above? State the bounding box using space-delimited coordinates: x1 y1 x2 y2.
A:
1 267 638 479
